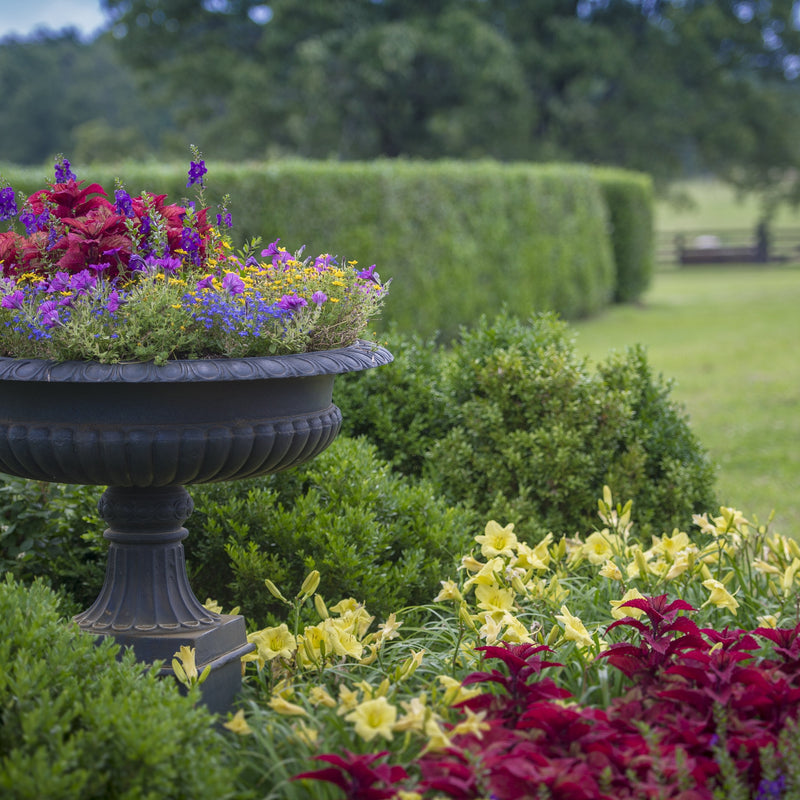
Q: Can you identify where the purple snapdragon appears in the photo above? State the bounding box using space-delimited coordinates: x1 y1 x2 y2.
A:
114 189 135 218
54 157 76 184
0 187 17 221
19 208 50 235
187 159 207 188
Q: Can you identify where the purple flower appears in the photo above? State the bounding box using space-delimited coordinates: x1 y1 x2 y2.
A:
180 227 202 266
156 255 182 274
1 290 24 310
216 212 233 228
114 189 135 218
46 272 71 293
313 254 337 271
261 239 281 257
20 208 49 235
69 269 97 295
311 291 327 305
277 294 308 311
187 159 207 188
54 158 76 184
196 275 215 290
357 264 378 282
0 187 17 221
222 272 245 295
106 290 121 314
38 300 61 328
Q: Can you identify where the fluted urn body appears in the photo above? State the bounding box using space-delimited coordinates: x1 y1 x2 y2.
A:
0 341 392 711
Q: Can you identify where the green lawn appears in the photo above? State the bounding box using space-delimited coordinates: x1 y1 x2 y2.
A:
572 264 800 538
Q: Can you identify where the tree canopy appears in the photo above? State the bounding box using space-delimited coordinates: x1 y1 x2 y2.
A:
2 1 800 203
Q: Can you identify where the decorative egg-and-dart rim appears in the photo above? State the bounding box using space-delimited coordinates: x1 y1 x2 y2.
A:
0 339 393 384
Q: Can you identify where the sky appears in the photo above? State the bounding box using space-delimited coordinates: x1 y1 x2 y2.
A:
0 0 108 40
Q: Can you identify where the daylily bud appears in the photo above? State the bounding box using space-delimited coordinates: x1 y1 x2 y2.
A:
314 593 329 619
264 578 289 604
299 569 321 598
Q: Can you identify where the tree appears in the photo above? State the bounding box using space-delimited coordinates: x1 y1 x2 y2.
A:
0 29 164 165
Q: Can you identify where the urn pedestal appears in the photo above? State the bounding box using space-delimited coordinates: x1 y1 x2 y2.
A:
0 341 392 713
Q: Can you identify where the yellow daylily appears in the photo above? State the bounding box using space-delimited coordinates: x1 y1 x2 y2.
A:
701 578 739 615
555 605 593 649
345 696 397 742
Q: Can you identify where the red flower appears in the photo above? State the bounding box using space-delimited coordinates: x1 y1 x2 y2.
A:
292 751 408 800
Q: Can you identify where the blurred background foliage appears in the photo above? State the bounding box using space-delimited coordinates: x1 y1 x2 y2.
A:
2 0 800 212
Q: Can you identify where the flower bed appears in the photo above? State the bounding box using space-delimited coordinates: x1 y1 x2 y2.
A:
217 489 800 800
0 151 387 363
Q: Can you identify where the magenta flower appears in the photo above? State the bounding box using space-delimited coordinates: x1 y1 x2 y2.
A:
222 272 245 295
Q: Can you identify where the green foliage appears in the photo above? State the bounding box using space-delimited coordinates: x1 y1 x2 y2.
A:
186 436 474 626
0 575 239 800
593 167 655 303
0 478 103 615
337 312 716 541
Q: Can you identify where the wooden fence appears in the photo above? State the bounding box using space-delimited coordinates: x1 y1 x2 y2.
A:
655 227 800 266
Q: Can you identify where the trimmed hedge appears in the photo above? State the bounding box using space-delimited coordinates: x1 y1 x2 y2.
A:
1 159 657 338
594 166 655 303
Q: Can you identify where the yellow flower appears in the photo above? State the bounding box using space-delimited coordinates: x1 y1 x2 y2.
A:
514 541 549 571
393 695 430 733
757 614 779 629
336 685 361 714
248 623 297 663
598 560 623 581
701 579 739 615
375 611 402 643
463 557 505 591
268 696 308 716
451 708 491 739
653 529 691 561
499 612 534 644
475 520 518 558
223 709 253 735
781 558 800 596
478 614 502 644
308 685 337 708
421 717 451 754
324 618 364 659
610 588 646 620
475 583 515 617
583 530 618 565
293 722 319 747
345 696 397 742
434 579 463 602
437 675 483 706
555 605 593 649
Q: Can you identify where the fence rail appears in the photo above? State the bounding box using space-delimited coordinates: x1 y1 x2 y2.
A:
655 227 800 265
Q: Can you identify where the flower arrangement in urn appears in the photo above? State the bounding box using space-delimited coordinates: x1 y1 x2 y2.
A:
0 148 388 364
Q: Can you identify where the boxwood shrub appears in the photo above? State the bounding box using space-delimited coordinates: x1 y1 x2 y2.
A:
0 575 239 800
337 312 717 540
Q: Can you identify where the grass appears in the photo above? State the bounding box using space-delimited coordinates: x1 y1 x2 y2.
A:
573 263 800 539
656 178 800 231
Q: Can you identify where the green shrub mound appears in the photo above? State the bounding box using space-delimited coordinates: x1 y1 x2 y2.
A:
185 435 473 626
337 312 716 539
0 576 238 800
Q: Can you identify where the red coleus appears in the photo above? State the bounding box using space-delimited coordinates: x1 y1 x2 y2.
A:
3 177 206 279
292 751 408 800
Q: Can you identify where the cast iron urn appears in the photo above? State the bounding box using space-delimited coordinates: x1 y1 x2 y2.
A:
0 340 392 712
